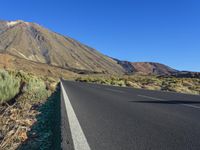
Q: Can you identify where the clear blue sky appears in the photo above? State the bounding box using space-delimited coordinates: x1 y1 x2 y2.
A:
1 0 200 71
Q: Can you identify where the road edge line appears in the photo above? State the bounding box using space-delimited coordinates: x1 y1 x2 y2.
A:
61 82 91 150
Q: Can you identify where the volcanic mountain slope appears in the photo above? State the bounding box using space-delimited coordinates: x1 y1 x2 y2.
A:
115 60 178 75
0 20 180 75
130 62 178 75
0 20 125 74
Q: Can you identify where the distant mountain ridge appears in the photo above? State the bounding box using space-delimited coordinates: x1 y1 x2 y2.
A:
0 20 197 76
114 59 178 75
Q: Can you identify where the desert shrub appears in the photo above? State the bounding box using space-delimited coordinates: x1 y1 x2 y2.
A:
125 80 141 88
117 80 126 86
0 70 20 103
8 70 52 102
15 70 35 82
23 77 50 102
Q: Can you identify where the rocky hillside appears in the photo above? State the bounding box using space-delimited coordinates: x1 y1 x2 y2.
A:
0 20 124 74
115 60 178 75
130 62 177 75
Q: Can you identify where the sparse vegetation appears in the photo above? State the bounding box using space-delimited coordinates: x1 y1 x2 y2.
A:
76 75 200 95
0 69 59 149
0 67 199 149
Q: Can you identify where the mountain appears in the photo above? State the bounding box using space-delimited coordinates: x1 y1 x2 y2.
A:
0 20 182 76
0 20 124 74
171 71 200 78
114 59 178 75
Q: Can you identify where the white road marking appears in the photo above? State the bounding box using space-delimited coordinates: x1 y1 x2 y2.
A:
138 95 164 101
61 82 91 150
138 94 200 110
105 88 125 93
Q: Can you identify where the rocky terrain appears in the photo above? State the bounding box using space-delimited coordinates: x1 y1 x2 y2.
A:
115 59 178 75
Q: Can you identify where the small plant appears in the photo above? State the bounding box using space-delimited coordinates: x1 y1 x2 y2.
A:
0 70 20 103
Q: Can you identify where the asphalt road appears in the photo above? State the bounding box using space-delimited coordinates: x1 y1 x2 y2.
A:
61 80 200 150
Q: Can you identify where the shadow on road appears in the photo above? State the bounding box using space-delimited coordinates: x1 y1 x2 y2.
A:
129 100 200 104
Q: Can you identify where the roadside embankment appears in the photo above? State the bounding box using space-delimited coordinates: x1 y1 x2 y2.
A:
0 69 60 149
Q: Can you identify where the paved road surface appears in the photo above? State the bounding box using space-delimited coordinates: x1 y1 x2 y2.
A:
61 80 200 150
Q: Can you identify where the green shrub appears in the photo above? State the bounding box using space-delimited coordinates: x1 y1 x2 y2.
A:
23 77 50 102
0 70 20 103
